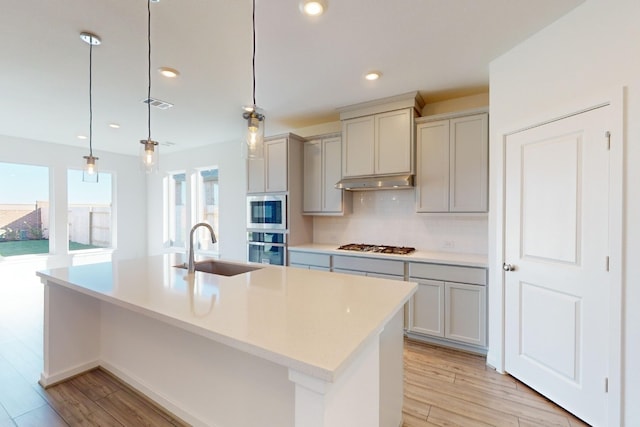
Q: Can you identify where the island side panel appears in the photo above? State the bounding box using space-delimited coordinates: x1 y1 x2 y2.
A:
41 280 101 387
288 336 381 427
99 302 295 427
380 309 405 427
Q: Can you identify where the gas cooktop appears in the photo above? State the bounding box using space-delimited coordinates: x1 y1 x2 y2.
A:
337 243 416 255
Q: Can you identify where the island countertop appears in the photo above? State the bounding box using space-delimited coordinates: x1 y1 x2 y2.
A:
37 254 416 382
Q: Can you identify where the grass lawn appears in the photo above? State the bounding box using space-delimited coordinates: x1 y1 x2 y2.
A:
0 240 101 256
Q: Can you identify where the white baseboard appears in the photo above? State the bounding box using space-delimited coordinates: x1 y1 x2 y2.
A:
100 361 211 427
39 359 100 388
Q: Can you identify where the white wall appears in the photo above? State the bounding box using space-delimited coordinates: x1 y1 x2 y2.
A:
488 0 640 424
146 140 247 261
0 134 146 280
313 190 487 254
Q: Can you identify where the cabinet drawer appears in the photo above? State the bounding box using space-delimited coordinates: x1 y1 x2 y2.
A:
367 272 404 281
333 255 404 276
409 263 486 286
333 268 367 276
289 252 331 268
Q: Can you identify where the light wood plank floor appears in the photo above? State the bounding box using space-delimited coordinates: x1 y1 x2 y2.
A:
1 275 592 426
402 339 591 427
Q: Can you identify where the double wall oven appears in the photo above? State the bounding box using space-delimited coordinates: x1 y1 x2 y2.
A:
247 194 287 265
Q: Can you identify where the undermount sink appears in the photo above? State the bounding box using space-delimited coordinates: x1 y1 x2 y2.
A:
175 260 263 277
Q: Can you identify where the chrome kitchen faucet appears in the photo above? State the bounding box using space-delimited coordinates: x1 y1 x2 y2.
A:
188 222 217 273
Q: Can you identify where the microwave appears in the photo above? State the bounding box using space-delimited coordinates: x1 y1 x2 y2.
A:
247 194 287 230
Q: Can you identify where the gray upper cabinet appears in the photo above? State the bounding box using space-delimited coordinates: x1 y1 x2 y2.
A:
338 92 423 179
247 136 290 194
416 112 488 213
342 108 415 178
303 135 345 215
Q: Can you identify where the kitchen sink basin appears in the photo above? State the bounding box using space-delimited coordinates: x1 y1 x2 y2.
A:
175 260 263 277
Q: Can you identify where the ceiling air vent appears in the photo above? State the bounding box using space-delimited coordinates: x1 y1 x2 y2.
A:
160 141 176 147
142 97 174 110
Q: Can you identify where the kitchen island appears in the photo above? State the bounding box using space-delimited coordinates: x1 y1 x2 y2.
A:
37 255 416 427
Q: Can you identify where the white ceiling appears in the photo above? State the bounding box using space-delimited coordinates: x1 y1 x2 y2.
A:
0 0 583 156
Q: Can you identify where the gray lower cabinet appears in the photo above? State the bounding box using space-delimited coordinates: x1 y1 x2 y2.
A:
332 255 405 280
408 262 487 349
288 249 487 351
288 251 331 272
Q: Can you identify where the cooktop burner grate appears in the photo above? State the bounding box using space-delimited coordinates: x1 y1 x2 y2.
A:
337 243 416 255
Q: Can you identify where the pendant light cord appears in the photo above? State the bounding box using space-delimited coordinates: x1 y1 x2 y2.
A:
252 0 256 106
89 42 94 157
147 0 152 141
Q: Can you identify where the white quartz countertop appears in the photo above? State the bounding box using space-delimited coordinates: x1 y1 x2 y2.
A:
37 254 416 382
289 244 488 268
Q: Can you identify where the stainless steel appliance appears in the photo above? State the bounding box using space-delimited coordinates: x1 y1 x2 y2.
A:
337 243 416 255
247 231 287 265
247 194 287 230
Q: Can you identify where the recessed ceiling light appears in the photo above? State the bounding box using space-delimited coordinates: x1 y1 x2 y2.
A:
109 123 120 129
77 135 87 140
365 71 382 81
158 67 180 78
300 0 327 16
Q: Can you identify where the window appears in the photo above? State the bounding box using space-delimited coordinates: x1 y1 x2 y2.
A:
166 172 187 248
0 162 50 257
195 168 219 254
67 169 112 250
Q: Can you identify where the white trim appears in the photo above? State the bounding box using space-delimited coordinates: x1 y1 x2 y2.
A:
100 362 211 427
39 360 100 388
490 86 624 426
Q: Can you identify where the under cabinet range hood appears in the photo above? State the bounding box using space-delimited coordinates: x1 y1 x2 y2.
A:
335 174 414 191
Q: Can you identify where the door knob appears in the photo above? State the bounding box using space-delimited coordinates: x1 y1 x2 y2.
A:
503 263 515 272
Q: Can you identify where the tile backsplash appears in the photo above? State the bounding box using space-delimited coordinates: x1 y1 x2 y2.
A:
312 190 488 254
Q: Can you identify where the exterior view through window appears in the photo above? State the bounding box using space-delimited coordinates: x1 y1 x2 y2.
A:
167 172 186 248
67 169 112 251
196 168 219 254
0 162 49 257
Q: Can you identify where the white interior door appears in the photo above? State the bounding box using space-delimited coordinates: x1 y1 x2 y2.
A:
504 106 611 426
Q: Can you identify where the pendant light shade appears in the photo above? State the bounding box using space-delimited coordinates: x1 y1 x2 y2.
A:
140 139 159 172
243 107 264 158
140 0 159 173
243 0 264 159
83 155 99 183
80 32 101 183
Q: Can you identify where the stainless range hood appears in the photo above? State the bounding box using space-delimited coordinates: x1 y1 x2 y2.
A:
335 174 414 191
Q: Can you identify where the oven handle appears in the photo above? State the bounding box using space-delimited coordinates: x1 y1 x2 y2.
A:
247 242 286 247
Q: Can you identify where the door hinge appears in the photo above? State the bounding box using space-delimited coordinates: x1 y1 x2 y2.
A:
605 131 611 150
605 377 609 393
606 256 610 272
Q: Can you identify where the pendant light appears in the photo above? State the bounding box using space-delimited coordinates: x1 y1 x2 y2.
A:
140 0 159 172
242 0 265 159
80 32 101 183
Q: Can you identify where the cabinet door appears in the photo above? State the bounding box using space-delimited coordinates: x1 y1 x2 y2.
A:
303 140 322 212
322 137 343 212
449 114 488 212
445 282 486 346
409 279 445 337
247 157 265 193
416 120 450 212
265 138 288 192
342 116 375 177
375 109 412 175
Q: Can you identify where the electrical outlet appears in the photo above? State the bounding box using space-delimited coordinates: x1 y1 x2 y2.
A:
443 240 455 249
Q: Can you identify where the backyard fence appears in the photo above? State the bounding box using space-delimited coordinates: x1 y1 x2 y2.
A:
0 202 111 248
